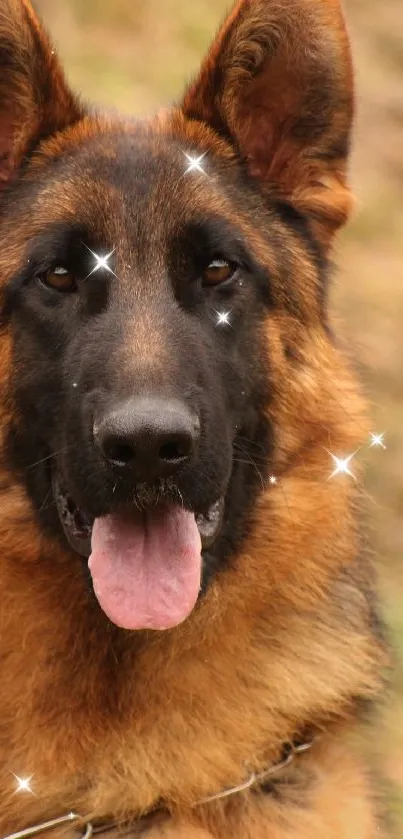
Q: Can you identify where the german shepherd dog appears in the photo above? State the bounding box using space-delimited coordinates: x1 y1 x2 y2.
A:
0 0 388 836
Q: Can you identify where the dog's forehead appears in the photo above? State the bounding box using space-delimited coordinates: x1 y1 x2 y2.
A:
68 131 196 192
35 130 235 243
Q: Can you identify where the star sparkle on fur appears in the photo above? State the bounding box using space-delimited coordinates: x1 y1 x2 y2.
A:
369 432 386 449
85 246 116 278
328 452 356 480
215 310 232 326
269 475 277 486
12 774 34 795
183 151 207 175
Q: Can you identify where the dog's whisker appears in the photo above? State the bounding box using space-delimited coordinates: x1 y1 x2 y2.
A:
26 443 79 471
232 444 267 490
38 487 53 513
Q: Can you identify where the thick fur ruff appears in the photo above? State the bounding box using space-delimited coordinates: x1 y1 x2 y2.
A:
0 1 388 836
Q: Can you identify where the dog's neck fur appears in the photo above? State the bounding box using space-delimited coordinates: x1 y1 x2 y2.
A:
0 0 389 834
0 380 385 829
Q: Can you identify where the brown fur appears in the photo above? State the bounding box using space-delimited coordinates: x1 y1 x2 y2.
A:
0 0 389 836
182 0 355 248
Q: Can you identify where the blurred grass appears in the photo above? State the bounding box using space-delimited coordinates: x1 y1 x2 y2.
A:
35 0 403 831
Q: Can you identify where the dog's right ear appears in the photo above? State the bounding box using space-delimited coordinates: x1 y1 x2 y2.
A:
0 0 82 187
182 0 354 250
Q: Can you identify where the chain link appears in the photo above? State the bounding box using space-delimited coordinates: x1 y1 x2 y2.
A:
2 736 315 839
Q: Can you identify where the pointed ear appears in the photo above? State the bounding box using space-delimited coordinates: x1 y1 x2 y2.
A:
0 0 82 186
182 0 354 248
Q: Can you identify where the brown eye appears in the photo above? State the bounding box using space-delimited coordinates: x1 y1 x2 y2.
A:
202 259 236 286
40 266 76 292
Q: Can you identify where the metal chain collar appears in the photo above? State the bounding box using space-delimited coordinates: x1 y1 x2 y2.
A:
3 736 315 839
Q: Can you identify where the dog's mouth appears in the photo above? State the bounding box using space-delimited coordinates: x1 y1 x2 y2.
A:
54 476 224 632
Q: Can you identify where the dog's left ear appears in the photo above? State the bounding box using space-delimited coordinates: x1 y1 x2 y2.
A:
182 0 354 248
0 0 82 187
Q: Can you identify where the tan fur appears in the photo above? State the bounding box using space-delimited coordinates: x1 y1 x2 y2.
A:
0 0 81 182
182 0 354 248
0 0 389 837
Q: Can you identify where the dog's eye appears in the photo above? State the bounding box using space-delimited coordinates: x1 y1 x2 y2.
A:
202 259 236 286
40 267 77 293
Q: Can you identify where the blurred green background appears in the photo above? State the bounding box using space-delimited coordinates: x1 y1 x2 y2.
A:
35 0 403 830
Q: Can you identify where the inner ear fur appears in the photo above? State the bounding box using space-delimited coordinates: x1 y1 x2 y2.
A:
0 0 82 185
182 0 355 248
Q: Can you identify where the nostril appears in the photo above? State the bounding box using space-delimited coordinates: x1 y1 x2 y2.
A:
159 437 191 463
103 438 136 466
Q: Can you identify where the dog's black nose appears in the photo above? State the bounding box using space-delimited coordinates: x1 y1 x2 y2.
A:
94 397 200 481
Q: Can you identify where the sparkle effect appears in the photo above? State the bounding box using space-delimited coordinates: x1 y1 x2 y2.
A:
369 432 386 449
183 152 207 176
215 310 232 327
13 774 34 795
269 475 277 486
328 452 357 481
85 246 116 278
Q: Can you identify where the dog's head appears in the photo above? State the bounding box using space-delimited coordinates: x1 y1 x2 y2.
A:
0 0 358 631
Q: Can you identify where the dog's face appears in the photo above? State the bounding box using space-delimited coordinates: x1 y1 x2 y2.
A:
0 0 354 631
3 131 274 630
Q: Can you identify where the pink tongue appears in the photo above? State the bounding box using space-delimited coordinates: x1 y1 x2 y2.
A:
88 506 202 631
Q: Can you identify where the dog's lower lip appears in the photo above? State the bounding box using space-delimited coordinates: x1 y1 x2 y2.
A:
196 499 225 549
53 475 93 558
53 476 224 557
